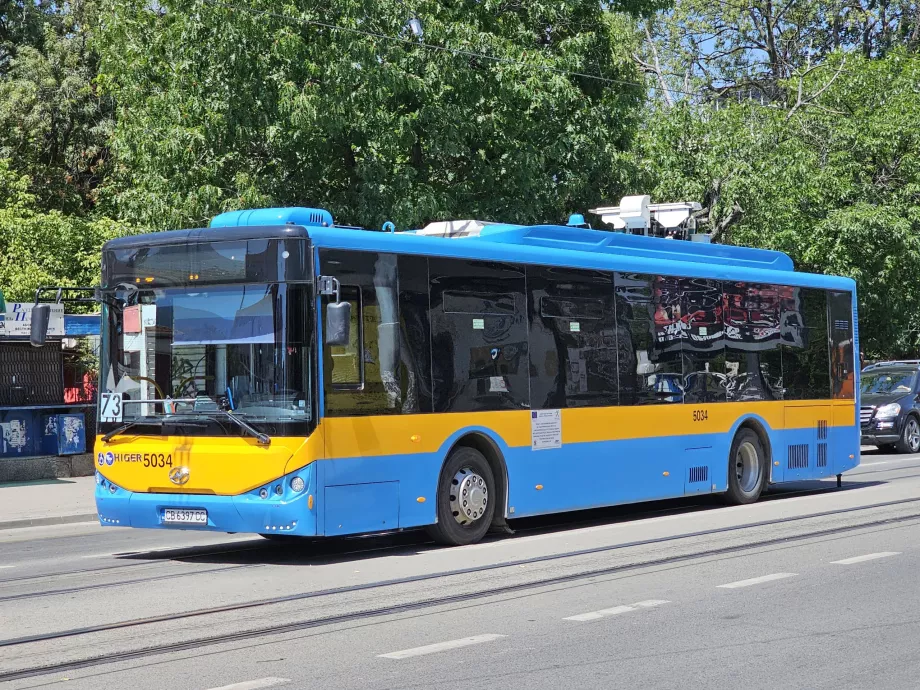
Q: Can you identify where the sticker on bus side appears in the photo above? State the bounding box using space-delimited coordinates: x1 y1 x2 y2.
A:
531 409 561 450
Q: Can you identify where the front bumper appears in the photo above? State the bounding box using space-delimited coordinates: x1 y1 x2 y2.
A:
94 464 317 535
861 432 899 446
861 417 900 446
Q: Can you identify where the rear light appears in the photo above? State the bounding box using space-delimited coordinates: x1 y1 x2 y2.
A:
291 477 305 493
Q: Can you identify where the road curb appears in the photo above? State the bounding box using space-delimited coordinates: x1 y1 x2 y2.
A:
0 513 99 530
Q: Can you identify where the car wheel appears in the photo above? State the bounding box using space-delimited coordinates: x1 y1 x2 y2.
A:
426 447 496 546
896 416 920 454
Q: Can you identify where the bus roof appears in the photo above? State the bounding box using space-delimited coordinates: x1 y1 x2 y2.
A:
103 207 855 292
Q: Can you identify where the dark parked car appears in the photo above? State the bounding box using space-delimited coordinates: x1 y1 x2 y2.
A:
860 361 920 453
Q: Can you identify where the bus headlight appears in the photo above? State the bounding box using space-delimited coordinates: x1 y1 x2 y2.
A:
291 477 305 493
876 403 901 419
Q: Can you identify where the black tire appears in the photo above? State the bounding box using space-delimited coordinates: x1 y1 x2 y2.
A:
724 428 767 505
426 446 496 546
895 415 920 454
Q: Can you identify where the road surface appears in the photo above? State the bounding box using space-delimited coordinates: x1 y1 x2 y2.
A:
1 448 919 690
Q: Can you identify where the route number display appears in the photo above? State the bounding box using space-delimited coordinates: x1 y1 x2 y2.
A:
100 392 123 423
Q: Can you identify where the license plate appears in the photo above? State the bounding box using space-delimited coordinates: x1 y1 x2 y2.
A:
162 509 207 525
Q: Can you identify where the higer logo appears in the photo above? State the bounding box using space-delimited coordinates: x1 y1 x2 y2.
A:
168 466 190 486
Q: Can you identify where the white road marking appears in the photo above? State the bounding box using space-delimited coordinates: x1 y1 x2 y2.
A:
564 599 670 622
858 458 920 467
378 634 507 659
0 565 14 569
717 573 797 589
831 552 901 565
204 678 290 690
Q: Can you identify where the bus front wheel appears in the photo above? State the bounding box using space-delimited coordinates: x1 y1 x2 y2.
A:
427 447 496 546
724 428 767 505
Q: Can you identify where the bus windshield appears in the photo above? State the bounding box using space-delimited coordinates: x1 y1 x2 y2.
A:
99 282 313 436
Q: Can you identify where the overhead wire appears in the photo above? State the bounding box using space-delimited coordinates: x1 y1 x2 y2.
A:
180 0 861 115
197 0 757 104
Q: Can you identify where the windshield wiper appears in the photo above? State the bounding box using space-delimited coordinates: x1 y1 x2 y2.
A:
102 418 164 442
207 410 271 446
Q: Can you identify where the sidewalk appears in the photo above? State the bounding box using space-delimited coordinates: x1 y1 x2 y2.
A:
0 477 98 530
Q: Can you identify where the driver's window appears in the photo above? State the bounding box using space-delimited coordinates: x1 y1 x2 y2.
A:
320 249 406 417
327 286 363 388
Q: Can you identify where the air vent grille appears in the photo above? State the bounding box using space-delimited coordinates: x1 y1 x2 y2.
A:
817 420 828 440
689 466 709 483
817 443 828 468
788 444 809 470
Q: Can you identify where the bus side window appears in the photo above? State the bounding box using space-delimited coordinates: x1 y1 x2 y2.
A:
325 286 363 388
320 249 409 416
615 273 683 405
429 258 528 413
782 288 831 401
828 290 855 399
397 254 433 414
527 265 617 409
680 277 727 404
723 282 784 402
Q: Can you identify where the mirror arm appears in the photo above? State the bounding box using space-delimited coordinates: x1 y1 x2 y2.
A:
317 275 342 302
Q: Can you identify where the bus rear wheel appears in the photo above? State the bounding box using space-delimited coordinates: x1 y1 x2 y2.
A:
724 428 767 505
427 447 496 546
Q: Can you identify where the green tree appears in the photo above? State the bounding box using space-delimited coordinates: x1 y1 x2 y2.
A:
98 0 655 230
0 158 123 301
640 0 920 105
636 51 920 357
0 0 112 213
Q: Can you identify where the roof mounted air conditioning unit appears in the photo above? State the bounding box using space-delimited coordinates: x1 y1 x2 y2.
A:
589 196 704 240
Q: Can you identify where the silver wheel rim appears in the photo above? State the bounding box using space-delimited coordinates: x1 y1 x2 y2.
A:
449 468 488 526
908 419 920 452
735 441 760 494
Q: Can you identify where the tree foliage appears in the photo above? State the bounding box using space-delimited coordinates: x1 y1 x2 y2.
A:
636 49 920 356
3 0 920 359
0 158 123 301
642 0 920 102
0 0 111 212
98 0 652 230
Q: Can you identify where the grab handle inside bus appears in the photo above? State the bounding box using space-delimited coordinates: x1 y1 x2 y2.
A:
319 275 351 347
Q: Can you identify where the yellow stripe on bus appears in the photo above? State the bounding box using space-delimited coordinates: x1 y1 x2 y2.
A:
322 400 855 458
95 400 855 495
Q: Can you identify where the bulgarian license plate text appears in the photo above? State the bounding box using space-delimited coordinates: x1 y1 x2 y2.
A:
162 509 207 524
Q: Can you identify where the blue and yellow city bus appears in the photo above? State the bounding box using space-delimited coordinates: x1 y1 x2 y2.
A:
92 205 859 545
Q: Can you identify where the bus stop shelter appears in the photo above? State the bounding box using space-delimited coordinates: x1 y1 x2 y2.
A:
0 290 99 481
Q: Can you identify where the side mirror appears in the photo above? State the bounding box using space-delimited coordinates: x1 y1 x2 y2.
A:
325 300 352 347
30 304 51 347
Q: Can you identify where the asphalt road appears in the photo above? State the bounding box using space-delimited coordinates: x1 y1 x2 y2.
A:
2 448 920 690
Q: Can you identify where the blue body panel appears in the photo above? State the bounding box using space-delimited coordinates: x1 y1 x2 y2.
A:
303 224 856 293
96 417 861 536
96 464 317 535
209 206 333 229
